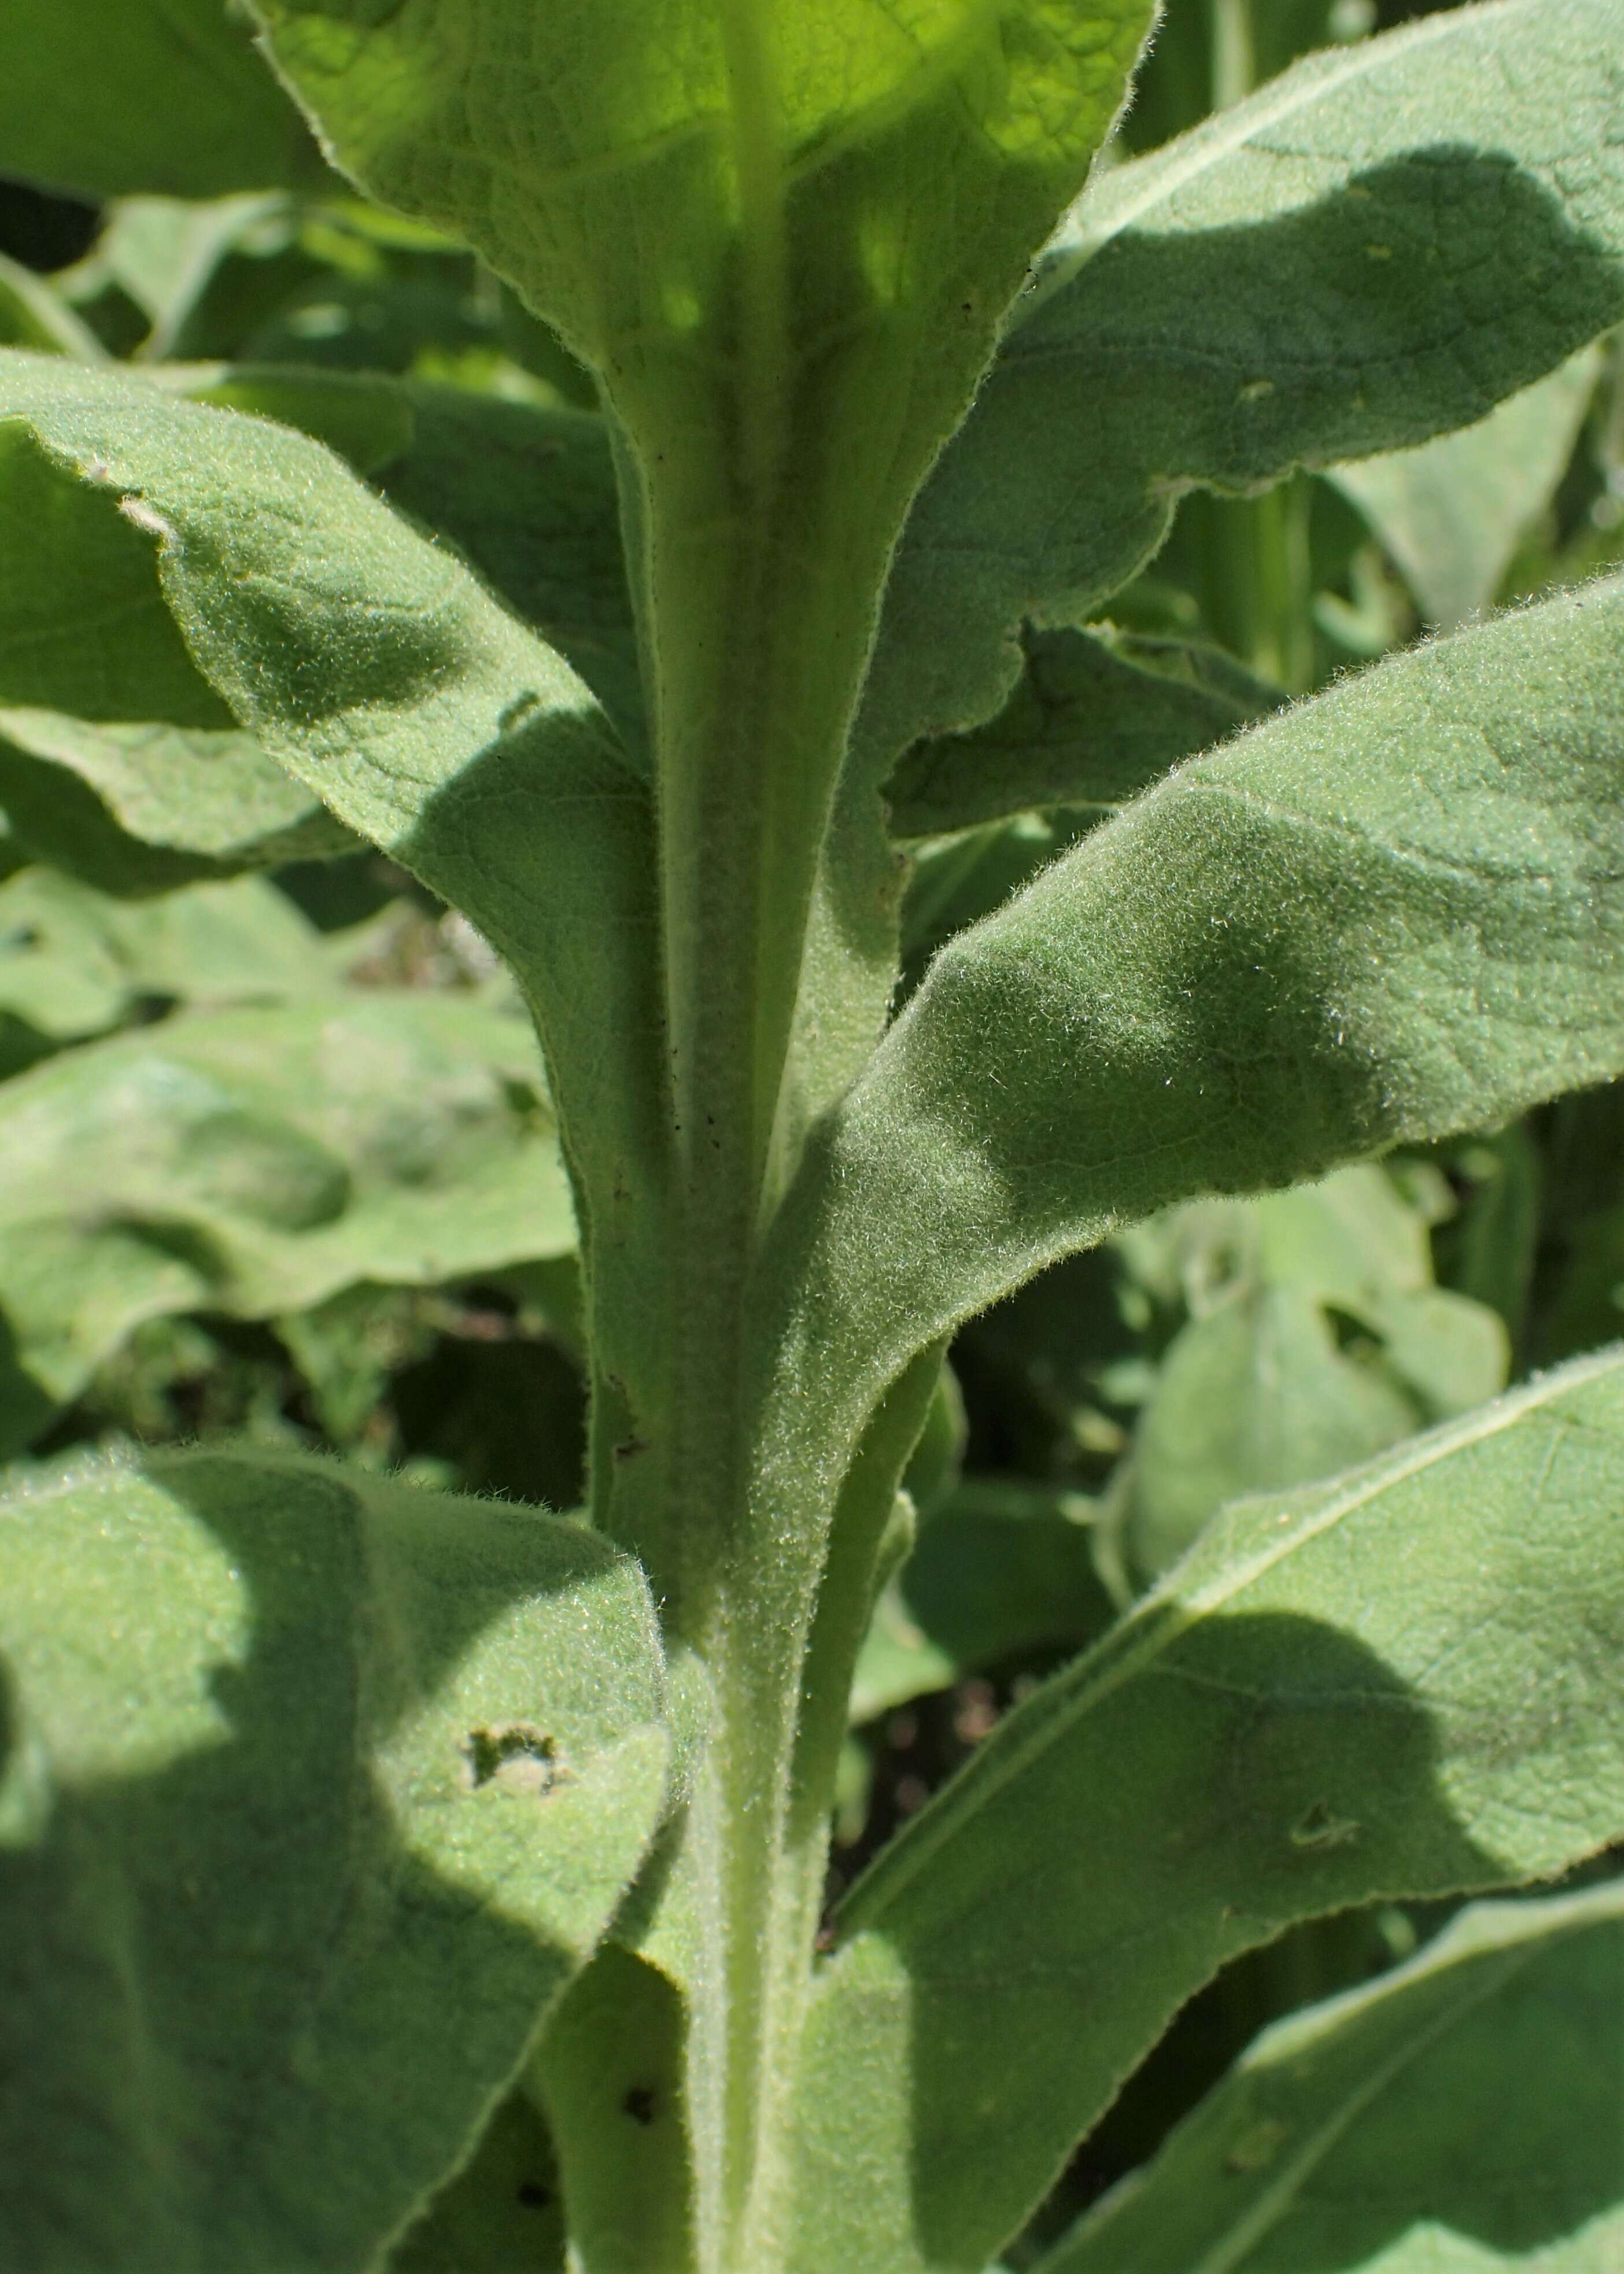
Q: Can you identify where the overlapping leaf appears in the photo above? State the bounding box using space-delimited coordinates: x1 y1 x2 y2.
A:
0 992 575 1454
760 577 1624 1526
0 1448 667 2272
862 0 1624 773
790 1348 1624 2273
1038 1881 1624 2273
2 0 322 200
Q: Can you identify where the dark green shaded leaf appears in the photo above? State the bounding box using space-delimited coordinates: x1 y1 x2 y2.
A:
884 629 1280 840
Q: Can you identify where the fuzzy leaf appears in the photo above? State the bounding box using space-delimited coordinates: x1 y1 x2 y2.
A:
0 1448 667 2272
883 629 1280 840
864 0 1624 771
1037 1881 1624 2273
791 1348 1624 2273
0 992 575 1453
1 0 323 200
761 578 1624 1525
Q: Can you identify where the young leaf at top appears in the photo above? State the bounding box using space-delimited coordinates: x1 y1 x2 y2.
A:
2 0 324 201
1038 1881 1624 2273
862 0 1624 774
790 1348 1624 2274
0 1448 668 2272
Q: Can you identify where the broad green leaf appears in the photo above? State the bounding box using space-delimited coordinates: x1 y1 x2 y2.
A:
1331 349 1604 630
762 578 1624 1526
0 1448 667 2272
863 0 1624 774
883 629 1280 840
1037 1880 1624 2273
1124 1285 1417 1582
0 992 576 1453
1 0 323 201
1115 1165 1509 1582
254 0 1156 504
791 1348 1624 2274
0 867 331 1062
0 711 357 894
851 1480 1112 1723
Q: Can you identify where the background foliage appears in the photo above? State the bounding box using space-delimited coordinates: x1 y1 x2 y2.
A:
3 0 1623 2261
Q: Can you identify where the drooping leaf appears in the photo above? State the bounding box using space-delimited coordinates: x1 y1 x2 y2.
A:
1036 1880 1624 2273
1 0 323 201
759 578 1624 1536
0 991 576 1454
883 628 1280 840
789 1348 1624 2274
0 1448 668 2272
1331 348 1604 630
863 0 1624 773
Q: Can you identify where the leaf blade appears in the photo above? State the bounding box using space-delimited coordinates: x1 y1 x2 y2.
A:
790 1348 1624 2272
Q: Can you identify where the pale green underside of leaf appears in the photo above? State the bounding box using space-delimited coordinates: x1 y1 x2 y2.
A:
862 0 1624 776
758 576 1624 1534
790 1348 1624 2273
0 0 324 201
1038 1880 1624 2274
0 1448 668 2273
0 991 575 1455
1330 348 1604 632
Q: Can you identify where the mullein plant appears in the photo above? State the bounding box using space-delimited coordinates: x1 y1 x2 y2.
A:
3 1 1624 2268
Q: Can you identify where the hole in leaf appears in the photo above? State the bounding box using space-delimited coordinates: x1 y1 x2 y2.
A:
463 1722 561 1796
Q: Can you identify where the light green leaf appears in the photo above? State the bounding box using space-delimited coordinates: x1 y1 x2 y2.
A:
763 579 1624 1524
883 628 1280 840
0 992 576 1453
0 255 106 363
1114 1165 1510 1583
0 711 357 894
791 1348 1624 2274
0 1448 667 2272
254 0 1156 506
1123 1284 1418 1583
1 0 323 200
1037 1880 1624 2273
0 867 330 1056
864 0 1624 773
1331 348 1604 630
